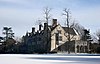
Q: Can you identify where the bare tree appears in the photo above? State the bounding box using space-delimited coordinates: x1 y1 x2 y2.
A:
91 34 98 43
14 37 22 43
63 9 79 40
34 19 43 25
62 8 86 53
96 29 100 44
62 8 71 54
96 29 100 37
43 7 52 52
43 7 51 23
70 21 85 40
35 7 52 28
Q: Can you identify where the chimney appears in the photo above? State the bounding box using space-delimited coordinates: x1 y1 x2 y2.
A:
52 19 57 27
39 24 42 31
44 23 47 30
32 27 35 33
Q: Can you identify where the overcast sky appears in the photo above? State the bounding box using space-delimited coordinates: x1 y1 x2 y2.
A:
0 0 100 37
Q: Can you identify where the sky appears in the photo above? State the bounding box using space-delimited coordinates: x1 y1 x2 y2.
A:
0 0 100 37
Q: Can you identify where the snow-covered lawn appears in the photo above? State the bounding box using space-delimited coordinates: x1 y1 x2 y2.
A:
0 54 100 64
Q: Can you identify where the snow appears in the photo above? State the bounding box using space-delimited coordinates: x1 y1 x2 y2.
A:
0 54 100 64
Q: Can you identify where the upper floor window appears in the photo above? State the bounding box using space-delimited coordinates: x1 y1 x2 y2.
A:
59 36 62 41
58 30 61 34
56 33 59 41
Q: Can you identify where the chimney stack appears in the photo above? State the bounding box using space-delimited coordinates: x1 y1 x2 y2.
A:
32 27 35 33
39 24 42 31
44 23 47 30
52 19 57 27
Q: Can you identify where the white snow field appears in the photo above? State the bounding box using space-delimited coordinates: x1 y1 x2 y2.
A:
0 54 100 64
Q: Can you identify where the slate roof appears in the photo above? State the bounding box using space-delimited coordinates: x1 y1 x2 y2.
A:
48 25 76 35
62 27 76 35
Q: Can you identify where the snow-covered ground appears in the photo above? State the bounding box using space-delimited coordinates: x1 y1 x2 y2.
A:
0 54 100 64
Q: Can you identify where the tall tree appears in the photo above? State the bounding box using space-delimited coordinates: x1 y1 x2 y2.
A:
62 8 71 54
2 27 14 41
2 27 15 53
43 7 51 23
43 7 51 52
62 8 88 53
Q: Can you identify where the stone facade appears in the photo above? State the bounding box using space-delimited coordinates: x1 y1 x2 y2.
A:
22 19 88 53
50 23 81 53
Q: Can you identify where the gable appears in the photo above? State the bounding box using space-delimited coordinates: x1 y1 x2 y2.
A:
51 24 65 34
62 27 76 35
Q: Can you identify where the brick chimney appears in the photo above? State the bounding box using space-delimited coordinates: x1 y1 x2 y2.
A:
32 27 35 33
39 24 42 31
52 19 57 27
44 23 47 30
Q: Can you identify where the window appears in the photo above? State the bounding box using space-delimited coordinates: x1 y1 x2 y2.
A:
58 30 61 34
56 33 62 41
56 33 59 41
59 36 62 41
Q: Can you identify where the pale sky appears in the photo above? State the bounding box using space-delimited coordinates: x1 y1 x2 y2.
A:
0 0 100 37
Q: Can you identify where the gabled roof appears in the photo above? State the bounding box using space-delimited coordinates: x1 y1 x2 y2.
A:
48 25 59 31
62 27 76 35
48 24 77 35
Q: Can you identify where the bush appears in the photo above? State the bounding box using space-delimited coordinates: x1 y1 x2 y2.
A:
96 47 100 53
